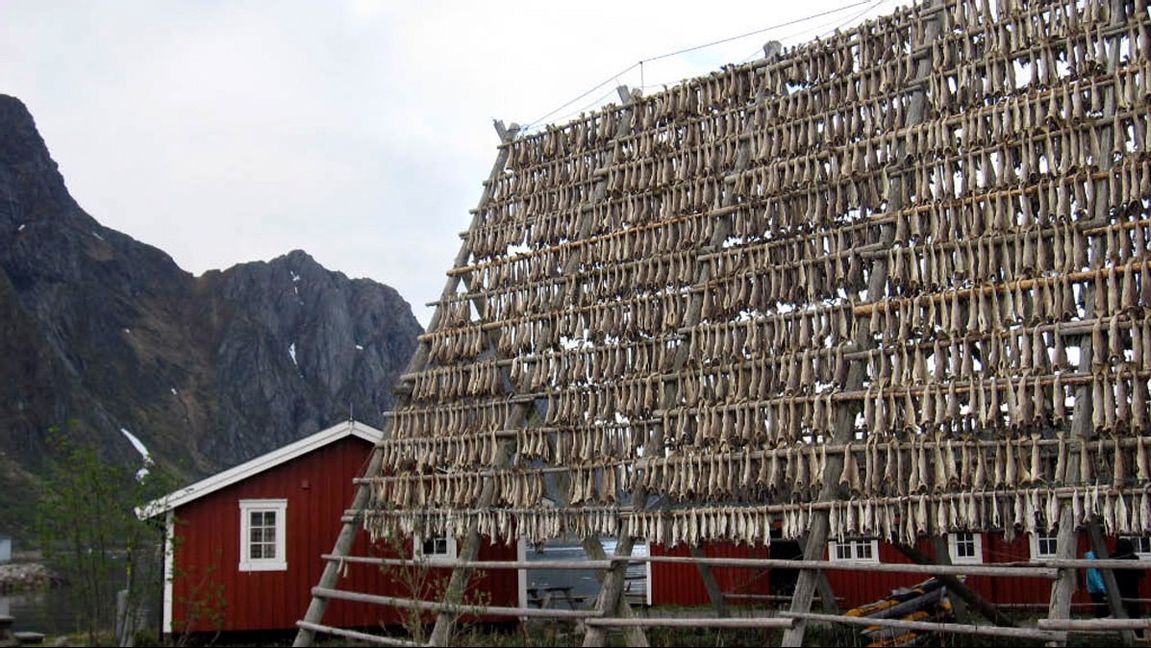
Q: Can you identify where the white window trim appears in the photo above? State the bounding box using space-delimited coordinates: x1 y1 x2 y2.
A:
947 532 984 564
239 499 287 572
1029 530 1058 561
828 539 880 563
413 534 457 564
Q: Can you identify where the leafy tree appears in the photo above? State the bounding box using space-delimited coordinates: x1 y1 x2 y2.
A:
36 423 172 646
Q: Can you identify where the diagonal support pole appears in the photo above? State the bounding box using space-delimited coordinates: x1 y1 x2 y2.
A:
293 121 517 648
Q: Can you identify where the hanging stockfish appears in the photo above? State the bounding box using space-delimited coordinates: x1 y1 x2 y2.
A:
1113 434 1127 488
1080 437 1093 485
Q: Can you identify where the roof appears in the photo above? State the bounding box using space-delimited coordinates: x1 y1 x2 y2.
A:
139 419 383 518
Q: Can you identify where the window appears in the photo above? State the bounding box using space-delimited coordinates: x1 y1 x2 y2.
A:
1030 530 1058 560
948 532 983 564
414 534 456 563
828 539 879 563
239 499 287 571
1122 536 1151 559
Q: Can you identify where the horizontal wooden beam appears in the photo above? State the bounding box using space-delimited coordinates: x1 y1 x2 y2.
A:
321 553 612 570
642 555 1057 579
783 611 1064 642
312 587 601 620
1037 618 1151 631
584 617 794 629
294 621 422 647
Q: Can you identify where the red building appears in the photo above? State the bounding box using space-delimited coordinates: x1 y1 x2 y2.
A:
649 532 1151 611
141 420 520 637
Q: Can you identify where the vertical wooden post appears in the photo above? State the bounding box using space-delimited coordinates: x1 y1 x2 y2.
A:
293 122 517 648
581 537 650 648
781 5 938 645
1045 2 1124 645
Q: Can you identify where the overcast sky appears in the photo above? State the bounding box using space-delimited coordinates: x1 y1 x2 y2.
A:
2 0 902 327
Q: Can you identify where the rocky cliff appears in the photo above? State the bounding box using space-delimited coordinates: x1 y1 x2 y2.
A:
0 94 421 536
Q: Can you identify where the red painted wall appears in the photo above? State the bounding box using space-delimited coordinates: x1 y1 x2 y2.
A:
651 534 1149 611
649 542 773 606
169 436 518 634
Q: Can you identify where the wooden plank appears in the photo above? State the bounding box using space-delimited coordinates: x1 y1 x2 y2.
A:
321 553 612 570
295 621 423 647
314 586 601 620
784 611 1064 642
584 617 793 629
645 555 1057 578
1037 618 1151 631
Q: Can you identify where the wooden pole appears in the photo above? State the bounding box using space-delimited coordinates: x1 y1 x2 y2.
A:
689 544 730 619
781 6 939 644
292 122 518 648
1046 3 1125 644
315 586 601 619
584 617 793 629
1086 522 1134 646
783 611 1065 642
581 536 650 648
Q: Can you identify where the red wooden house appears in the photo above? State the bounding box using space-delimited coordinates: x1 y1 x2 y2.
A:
648 531 1151 611
141 420 520 638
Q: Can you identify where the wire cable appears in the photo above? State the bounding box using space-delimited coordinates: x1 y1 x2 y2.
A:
521 0 883 132
639 0 877 64
523 62 638 131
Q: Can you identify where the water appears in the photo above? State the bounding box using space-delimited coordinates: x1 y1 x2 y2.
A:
524 539 648 607
2 586 84 636
3 556 132 638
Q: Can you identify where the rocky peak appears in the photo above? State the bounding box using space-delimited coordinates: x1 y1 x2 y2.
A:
0 95 421 538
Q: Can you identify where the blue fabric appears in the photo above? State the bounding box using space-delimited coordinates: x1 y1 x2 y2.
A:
1085 551 1105 594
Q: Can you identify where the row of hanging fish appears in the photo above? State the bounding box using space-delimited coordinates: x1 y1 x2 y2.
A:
469 255 697 323
482 87 1151 253
372 0 1151 549
643 434 1151 501
701 264 1150 349
468 222 704 291
688 318 1151 391
508 346 672 391
360 486 1151 548
500 0 1128 181
668 370 1151 443
825 487 1151 547
373 422 652 470
389 401 515 439
543 382 663 425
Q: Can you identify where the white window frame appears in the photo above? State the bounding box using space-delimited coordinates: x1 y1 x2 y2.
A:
239 499 287 572
828 539 880 563
947 532 983 564
1029 530 1058 561
414 534 457 564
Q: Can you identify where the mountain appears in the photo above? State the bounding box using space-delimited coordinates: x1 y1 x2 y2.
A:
0 94 421 537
